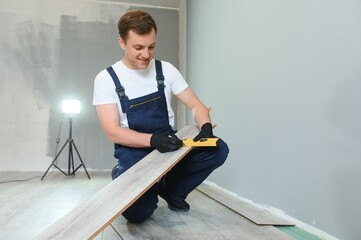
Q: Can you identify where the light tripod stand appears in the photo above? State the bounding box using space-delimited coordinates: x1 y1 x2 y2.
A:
41 117 90 180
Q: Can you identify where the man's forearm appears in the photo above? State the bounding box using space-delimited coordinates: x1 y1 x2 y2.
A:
108 127 152 148
193 105 211 129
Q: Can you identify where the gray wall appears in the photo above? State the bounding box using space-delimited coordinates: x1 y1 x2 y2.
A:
0 1 178 171
186 1 361 239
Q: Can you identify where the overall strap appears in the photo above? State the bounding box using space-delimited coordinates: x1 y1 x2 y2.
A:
106 66 128 113
155 60 165 90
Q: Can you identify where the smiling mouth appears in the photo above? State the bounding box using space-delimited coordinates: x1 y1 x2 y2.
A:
139 59 149 64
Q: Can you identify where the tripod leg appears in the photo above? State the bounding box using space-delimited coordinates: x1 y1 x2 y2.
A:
41 162 54 181
41 140 70 180
68 140 75 176
71 144 75 176
71 141 91 179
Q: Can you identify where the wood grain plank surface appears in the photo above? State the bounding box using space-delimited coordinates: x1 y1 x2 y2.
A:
197 183 294 226
112 190 295 240
34 125 199 240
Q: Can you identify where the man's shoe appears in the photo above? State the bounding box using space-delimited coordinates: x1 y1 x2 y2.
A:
167 200 190 212
159 191 190 212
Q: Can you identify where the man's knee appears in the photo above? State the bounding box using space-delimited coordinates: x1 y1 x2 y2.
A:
122 206 155 223
122 184 159 223
214 139 229 168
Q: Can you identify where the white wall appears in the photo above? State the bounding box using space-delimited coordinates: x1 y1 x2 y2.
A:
186 1 361 239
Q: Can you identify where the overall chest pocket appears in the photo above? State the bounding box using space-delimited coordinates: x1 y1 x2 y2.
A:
129 96 161 110
126 93 169 134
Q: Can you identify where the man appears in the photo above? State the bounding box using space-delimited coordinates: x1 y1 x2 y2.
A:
93 10 229 223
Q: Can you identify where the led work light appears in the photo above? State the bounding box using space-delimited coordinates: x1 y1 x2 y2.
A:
61 99 81 114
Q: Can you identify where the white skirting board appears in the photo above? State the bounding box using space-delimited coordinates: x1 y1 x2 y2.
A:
200 180 339 240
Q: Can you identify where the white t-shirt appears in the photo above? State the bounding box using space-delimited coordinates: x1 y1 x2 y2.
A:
93 59 188 128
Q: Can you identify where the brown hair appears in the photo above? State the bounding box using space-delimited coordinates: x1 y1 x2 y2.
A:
118 10 157 42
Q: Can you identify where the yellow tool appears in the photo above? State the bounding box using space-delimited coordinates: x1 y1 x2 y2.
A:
182 138 219 147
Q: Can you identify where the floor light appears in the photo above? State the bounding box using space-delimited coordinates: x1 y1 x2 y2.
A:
41 98 90 180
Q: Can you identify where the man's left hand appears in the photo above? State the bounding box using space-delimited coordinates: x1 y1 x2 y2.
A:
193 123 213 141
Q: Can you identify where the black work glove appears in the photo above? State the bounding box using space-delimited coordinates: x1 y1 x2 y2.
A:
150 133 183 153
193 123 213 141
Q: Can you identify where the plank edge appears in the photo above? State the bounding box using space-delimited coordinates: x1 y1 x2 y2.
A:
197 183 295 226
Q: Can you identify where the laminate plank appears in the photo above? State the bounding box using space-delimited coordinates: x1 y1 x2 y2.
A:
33 125 199 240
0 171 297 239
112 190 295 240
197 183 294 226
93 224 123 240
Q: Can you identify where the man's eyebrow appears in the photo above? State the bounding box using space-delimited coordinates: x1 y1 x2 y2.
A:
133 43 156 48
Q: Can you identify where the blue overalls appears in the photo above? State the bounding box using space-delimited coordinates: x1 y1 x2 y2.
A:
107 60 229 223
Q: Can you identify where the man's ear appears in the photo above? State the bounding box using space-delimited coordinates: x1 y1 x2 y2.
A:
118 37 126 50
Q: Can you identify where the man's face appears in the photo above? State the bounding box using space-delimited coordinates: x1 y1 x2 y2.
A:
118 29 156 70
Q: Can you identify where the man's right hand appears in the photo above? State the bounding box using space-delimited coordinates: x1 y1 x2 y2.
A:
150 133 183 153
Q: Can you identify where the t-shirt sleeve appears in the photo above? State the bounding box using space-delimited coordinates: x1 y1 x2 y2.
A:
164 62 188 95
93 70 118 105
